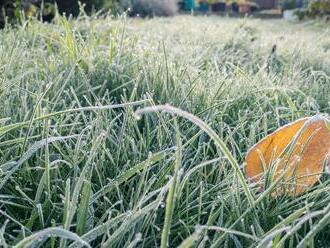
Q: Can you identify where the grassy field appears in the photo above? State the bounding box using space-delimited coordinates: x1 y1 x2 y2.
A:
1 14 330 247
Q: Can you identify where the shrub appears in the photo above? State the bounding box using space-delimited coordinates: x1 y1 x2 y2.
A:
0 0 52 27
294 0 330 20
308 0 330 17
0 0 178 27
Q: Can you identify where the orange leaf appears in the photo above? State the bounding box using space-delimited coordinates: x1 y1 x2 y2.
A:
245 115 330 196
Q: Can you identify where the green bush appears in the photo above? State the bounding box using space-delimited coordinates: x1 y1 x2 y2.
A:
308 0 330 17
294 0 330 20
0 0 178 27
0 0 120 26
0 0 48 27
1 1 59 27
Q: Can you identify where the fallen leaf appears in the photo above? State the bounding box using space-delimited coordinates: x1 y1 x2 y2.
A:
245 115 330 196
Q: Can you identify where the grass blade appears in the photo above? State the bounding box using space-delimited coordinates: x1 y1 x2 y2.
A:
161 119 182 248
13 227 91 248
135 105 255 207
0 135 78 190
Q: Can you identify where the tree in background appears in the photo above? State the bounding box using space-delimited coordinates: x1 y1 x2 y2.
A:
0 0 178 27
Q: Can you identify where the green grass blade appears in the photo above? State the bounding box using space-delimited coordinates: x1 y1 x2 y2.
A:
0 135 78 190
135 105 255 207
161 119 182 248
13 227 91 248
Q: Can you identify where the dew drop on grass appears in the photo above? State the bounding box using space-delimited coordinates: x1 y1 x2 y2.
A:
325 166 330 174
134 113 142 121
178 169 184 177
194 224 203 232
136 232 142 240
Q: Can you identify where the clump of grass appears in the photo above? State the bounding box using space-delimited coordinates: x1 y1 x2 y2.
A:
0 13 330 247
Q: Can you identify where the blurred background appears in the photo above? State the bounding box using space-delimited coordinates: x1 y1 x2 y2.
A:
0 0 329 27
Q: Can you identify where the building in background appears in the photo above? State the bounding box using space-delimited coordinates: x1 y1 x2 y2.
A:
181 0 280 11
255 0 309 9
179 0 310 12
